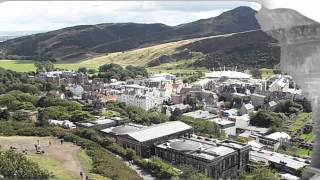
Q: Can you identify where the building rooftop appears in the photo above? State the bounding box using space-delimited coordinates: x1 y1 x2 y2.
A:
126 121 192 142
266 132 291 140
250 149 308 170
205 70 252 79
100 123 145 135
210 118 235 126
93 119 116 125
183 110 217 120
156 138 236 161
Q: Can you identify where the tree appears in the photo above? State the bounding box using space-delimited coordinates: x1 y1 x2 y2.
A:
170 108 183 121
239 167 278 180
0 149 51 179
250 68 262 79
38 106 70 120
88 69 97 74
78 67 88 74
70 110 95 122
275 99 303 115
34 61 55 72
179 165 210 180
250 110 287 128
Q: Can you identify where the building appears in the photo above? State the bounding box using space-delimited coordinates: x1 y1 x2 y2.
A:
205 70 252 81
250 93 267 108
116 85 165 110
100 123 145 137
155 138 250 179
250 149 308 176
165 104 191 116
266 132 291 146
239 103 254 115
13 109 38 122
210 118 236 137
183 110 218 120
230 114 250 130
69 84 84 98
116 121 192 157
48 120 76 129
268 75 290 92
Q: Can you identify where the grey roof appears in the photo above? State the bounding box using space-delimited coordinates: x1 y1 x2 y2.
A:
243 104 254 110
100 125 141 135
169 139 201 151
251 93 266 98
268 101 278 107
127 121 192 142
93 119 115 125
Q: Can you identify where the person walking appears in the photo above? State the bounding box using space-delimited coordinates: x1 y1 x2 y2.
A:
80 171 83 179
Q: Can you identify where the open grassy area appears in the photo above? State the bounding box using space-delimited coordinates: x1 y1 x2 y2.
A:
28 154 78 180
0 136 106 180
288 113 312 132
260 68 273 79
78 149 108 180
297 147 312 157
299 132 313 143
80 37 206 68
0 60 94 72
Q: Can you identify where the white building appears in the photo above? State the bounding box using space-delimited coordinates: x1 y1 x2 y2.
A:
69 84 84 97
183 110 218 120
266 132 291 145
268 76 290 92
205 70 252 80
116 84 165 111
230 114 250 129
210 118 236 137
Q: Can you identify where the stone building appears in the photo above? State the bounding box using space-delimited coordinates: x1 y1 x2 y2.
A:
155 138 250 179
116 121 192 157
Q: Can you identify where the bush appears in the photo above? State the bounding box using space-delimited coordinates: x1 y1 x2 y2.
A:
0 149 52 179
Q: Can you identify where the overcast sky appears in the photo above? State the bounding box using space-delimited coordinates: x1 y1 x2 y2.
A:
0 1 261 32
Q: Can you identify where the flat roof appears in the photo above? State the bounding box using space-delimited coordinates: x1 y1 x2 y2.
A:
127 121 192 142
205 71 252 79
250 150 307 170
93 119 115 125
101 123 145 135
157 137 237 161
183 110 217 120
211 118 235 126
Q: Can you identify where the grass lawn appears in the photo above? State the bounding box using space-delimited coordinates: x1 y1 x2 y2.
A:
28 154 79 180
0 136 107 180
260 68 273 79
299 132 313 143
0 59 98 72
288 112 312 132
297 147 312 157
78 149 109 180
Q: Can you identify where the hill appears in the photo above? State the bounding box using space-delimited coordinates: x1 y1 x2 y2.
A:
0 6 260 62
81 30 280 71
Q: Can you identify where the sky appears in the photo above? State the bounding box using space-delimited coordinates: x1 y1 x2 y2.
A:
0 1 261 32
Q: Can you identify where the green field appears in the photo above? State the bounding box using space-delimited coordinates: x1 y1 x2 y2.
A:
289 113 312 131
260 68 273 79
0 60 97 72
0 59 209 75
78 149 108 180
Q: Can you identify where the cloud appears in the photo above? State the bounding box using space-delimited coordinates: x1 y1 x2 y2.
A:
0 1 260 31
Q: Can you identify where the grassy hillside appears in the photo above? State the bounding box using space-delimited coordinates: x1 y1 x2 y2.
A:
0 31 279 74
0 36 210 73
80 37 204 67
0 7 260 62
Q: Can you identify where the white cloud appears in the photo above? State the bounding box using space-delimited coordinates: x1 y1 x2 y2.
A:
0 1 259 31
